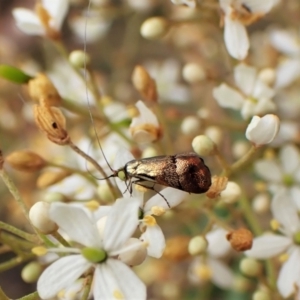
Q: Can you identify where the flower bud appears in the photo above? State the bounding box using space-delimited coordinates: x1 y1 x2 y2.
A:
252 290 271 300
28 73 61 106
34 104 70 145
163 236 191 261
246 114 280 147
6 150 46 172
240 258 262 277
258 68 276 86
29 201 57 233
132 65 157 102
97 183 114 203
226 228 253 251
192 135 216 156
188 236 208 256
220 181 242 204
142 147 158 158
119 238 147 266
21 261 43 283
36 170 71 188
69 50 90 68
140 17 170 40
181 116 201 135
205 126 222 145
182 63 206 83
232 140 250 159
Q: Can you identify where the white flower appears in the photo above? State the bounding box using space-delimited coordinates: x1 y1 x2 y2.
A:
269 28 300 89
189 228 234 289
246 114 280 146
213 63 276 119
219 0 278 60
37 199 146 299
170 0 197 8
129 101 161 144
145 59 190 103
254 144 300 209
246 190 300 298
12 0 69 38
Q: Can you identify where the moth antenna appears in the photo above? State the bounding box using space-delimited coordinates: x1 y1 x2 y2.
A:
83 0 115 174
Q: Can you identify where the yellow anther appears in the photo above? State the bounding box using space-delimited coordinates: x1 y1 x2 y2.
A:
194 264 212 281
279 253 289 263
113 290 124 299
151 206 166 216
85 200 100 211
144 215 157 226
270 219 280 231
32 246 48 256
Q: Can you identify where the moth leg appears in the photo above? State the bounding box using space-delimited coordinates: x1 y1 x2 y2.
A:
132 179 171 208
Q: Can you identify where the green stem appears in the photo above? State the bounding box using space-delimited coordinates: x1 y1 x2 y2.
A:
0 254 34 272
81 275 93 300
18 292 40 300
0 287 10 300
52 231 70 247
0 221 39 243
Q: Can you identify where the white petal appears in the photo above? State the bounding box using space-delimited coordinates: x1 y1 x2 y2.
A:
208 258 234 289
42 0 69 30
241 100 256 119
246 114 280 146
253 98 276 116
252 80 275 99
275 59 300 89
254 160 282 182
224 16 249 60
50 203 102 247
271 189 300 235
270 29 300 56
93 259 146 300
290 186 300 211
103 197 140 252
131 101 159 127
12 8 45 35
234 63 256 96
243 0 277 13
140 225 165 258
213 83 244 109
144 187 186 211
245 235 292 259
37 255 90 299
277 247 300 298
207 228 231 258
280 144 300 174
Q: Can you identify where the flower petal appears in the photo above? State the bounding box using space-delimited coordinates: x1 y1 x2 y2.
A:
93 259 146 300
243 0 278 13
254 159 282 182
246 114 280 146
208 258 234 289
245 234 292 259
42 0 69 30
277 247 300 298
140 225 165 258
37 255 90 299
275 59 300 89
213 83 244 109
12 8 45 35
207 228 231 258
223 16 249 60
280 144 300 174
144 187 186 211
234 63 256 96
270 29 300 56
271 189 300 235
103 197 140 252
49 203 102 247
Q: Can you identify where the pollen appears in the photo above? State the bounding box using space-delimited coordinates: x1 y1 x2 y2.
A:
113 289 124 299
194 264 212 281
144 215 157 226
279 253 289 263
151 206 166 216
85 200 100 211
270 219 280 231
32 246 48 256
